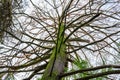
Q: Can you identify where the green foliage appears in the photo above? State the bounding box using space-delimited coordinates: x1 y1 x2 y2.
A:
73 59 89 78
73 59 88 69
91 77 103 80
63 58 113 80
5 73 16 80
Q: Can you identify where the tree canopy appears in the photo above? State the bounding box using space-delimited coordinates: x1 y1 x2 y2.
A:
0 0 120 80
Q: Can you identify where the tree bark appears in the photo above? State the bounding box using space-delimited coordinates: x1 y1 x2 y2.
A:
41 23 66 80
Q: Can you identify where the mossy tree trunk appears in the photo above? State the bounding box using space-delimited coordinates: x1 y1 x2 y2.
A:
41 23 67 80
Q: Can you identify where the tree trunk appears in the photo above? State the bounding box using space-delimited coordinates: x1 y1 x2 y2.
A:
41 23 66 80
0 0 12 42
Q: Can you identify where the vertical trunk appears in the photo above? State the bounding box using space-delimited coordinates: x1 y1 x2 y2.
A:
41 45 66 80
41 23 66 80
0 0 12 42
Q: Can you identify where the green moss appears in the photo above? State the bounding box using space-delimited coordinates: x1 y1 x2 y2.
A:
41 23 66 80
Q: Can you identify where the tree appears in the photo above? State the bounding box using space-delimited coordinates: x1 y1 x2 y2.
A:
0 0 120 80
0 0 12 43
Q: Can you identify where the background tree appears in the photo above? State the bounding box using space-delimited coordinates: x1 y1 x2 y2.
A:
0 0 120 80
